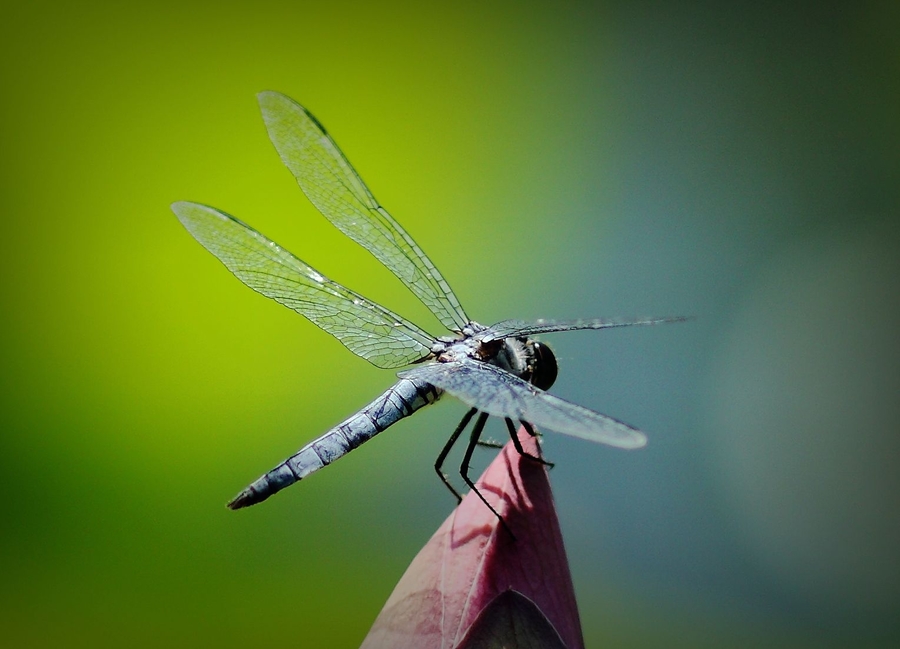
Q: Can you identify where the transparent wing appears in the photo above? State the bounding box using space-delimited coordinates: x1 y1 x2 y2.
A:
483 316 688 341
399 360 647 449
172 201 434 369
258 91 469 332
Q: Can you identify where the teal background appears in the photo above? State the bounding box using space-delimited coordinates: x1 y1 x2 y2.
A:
2 2 898 648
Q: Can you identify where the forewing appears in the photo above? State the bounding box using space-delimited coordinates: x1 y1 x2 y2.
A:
172 201 433 369
258 91 469 332
484 316 688 341
400 361 647 449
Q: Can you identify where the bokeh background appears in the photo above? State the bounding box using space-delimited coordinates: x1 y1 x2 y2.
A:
2 1 898 647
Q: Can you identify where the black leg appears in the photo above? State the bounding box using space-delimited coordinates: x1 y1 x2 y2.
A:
460 412 514 537
505 419 553 467
435 407 477 503
505 418 528 455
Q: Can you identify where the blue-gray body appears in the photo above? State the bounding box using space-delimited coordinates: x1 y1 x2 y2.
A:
228 376 441 508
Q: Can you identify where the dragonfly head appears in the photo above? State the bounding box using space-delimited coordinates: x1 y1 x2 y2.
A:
474 335 558 391
528 341 558 391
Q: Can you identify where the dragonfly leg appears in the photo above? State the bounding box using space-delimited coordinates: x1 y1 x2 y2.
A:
521 420 554 467
435 407 477 503
505 419 553 467
520 420 539 437
461 412 514 538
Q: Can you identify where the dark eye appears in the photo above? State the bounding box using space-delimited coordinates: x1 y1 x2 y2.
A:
530 341 558 391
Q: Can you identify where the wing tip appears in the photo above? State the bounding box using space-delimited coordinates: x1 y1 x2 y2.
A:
171 201 228 232
626 433 648 450
170 199 194 218
257 90 308 116
257 89 281 105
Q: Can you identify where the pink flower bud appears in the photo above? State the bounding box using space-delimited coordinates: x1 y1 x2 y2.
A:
362 427 583 649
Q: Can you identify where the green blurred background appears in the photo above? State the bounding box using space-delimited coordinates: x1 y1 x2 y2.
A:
2 1 898 647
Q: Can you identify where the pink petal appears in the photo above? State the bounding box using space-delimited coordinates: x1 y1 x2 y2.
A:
361 427 583 649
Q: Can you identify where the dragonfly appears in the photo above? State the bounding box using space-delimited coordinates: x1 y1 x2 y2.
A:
173 91 683 520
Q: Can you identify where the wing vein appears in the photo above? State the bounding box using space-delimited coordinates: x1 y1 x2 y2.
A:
258 91 469 331
400 361 647 449
172 201 433 368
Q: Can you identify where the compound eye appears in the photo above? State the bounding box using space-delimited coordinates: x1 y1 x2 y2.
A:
530 341 558 391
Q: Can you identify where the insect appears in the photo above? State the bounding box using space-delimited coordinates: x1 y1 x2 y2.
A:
173 91 683 519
